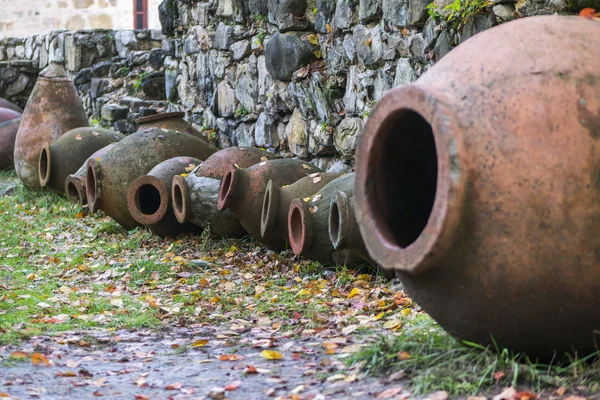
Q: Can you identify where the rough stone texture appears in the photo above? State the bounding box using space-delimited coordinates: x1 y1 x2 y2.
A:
286 108 309 158
334 117 362 160
255 112 279 149
383 0 432 27
214 23 234 50
101 103 129 121
265 32 317 81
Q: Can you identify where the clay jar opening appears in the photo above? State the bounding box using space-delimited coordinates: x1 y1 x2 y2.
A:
86 160 99 213
329 192 347 249
260 180 278 237
65 177 86 206
172 175 190 224
217 167 238 211
288 198 311 255
373 110 438 248
38 143 51 187
128 176 169 225
356 85 464 274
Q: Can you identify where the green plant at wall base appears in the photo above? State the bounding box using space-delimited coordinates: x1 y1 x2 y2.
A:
118 67 131 77
427 0 491 28
132 71 150 92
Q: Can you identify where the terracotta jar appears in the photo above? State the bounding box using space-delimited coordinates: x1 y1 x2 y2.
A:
39 127 124 193
172 147 279 238
0 107 21 124
87 128 216 229
0 98 23 113
328 191 394 279
288 173 363 267
13 63 89 187
127 156 203 238
217 159 322 250
0 118 21 170
261 172 342 243
354 15 600 356
136 112 215 146
65 143 118 206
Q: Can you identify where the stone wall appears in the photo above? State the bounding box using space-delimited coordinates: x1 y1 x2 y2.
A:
0 0 162 39
159 0 591 169
0 29 169 133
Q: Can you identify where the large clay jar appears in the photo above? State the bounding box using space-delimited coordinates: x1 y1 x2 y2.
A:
65 143 118 206
13 63 89 187
39 127 124 193
0 99 23 113
0 107 21 124
172 147 279 238
288 173 363 267
136 112 214 145
87 128 216 229
261 173 342 243
354 16 600 357
217 159 322 250
127 156 203 238
0 118 21 170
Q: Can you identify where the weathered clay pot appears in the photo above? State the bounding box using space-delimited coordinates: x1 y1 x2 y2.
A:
217 159 322 250
288 174 363 267
172 147 279 237
0 107 21 124
354 16 600 356
261 172 342 243
39 128 124 193
0 118 21 170
65 143 118 206
136 112 215 146
13 63 89 187
0 98 23 113
328 191 395 279
87 128 216 229
127 156 202 238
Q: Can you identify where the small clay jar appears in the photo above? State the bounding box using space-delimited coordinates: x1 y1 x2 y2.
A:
172 147 279 238
288 173 363 267
0 118 21 170
127 156 203 238
217 159 322 250
87 128 216 229
261 172 342 243
39 127 124 193
14 63 89 187
65 143 118 206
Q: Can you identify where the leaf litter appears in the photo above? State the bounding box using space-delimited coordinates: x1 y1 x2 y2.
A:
0 171 598 399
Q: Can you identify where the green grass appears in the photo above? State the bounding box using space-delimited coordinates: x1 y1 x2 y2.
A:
348 314 600 396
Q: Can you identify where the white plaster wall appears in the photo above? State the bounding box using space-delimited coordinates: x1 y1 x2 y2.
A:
0 0 163 38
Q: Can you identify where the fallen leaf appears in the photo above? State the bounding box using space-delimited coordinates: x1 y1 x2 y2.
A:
365 37 372 46
56 372 77 377
326 374 346 382
326 23 333 34
219 354 244 361
261 350 283 360
75 134 82 140
244 366 258 374
494 371 506 384
27 273 36 280
397 351 411 360
93 391 103 397
37 302 52 309
313 176 322 183
556 387 567 396
383 320 402 330
0 394 10 398
579 7 600 18
307 34 319 44
10 351 29 359
192 339 209 347
376 387 403 399
312 194 322 202
165 382 183 390
224 380 241 391
347 288 361 298
514 392 537 400
31 353 50 366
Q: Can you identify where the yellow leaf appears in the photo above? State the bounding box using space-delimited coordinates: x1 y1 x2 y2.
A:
303 197 311 202
374 312 385 321
76 211 84 218
192 339 209 347
172 256 184 262
365 38 372 46
326 23 333 34
31 353 50 366
255 285 265 297
297 288 312 297
309 205 318 214
347 288 361 298
180 173 188 177
397 351 411 360
323 342 338 354
383 320 402 330
401 308 411 317
27 273 36 280
261 350 283 360
331 289 343 297
313 50 322 58
307 34 319 45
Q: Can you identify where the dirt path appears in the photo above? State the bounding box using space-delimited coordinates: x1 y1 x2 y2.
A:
0 327 410 399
